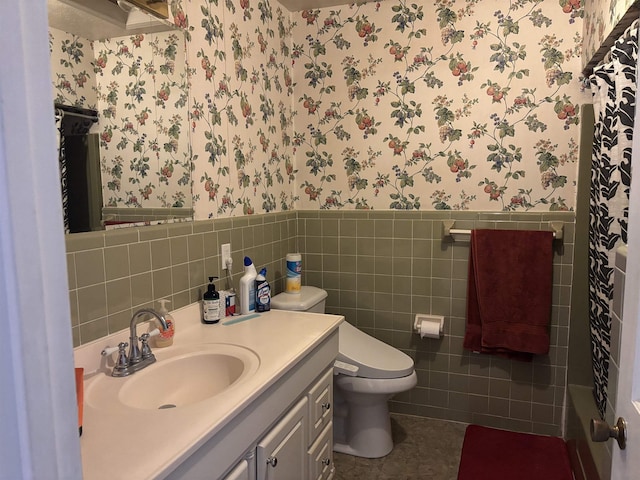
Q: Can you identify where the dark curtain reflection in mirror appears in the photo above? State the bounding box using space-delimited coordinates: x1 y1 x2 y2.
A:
55 104 101 233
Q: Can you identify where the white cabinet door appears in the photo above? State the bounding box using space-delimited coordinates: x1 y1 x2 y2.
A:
222 459 250 480
257 398 308 480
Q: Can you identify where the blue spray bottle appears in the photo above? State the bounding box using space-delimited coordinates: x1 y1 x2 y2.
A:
255 268 271 312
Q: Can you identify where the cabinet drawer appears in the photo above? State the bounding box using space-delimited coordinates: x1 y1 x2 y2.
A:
308 422 334 480
308 367 333 444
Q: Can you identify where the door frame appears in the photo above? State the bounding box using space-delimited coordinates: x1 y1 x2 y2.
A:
0 1 81 477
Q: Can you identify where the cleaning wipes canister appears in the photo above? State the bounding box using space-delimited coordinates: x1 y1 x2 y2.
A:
285 253 301 293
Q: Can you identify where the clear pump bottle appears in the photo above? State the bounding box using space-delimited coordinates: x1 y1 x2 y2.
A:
155 299 175 347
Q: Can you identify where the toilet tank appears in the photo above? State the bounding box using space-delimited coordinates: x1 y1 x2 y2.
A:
271 286 328 313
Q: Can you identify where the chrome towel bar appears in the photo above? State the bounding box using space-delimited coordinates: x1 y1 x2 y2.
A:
442 220 564 242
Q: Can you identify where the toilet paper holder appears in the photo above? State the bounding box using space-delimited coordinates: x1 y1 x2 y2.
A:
413 314 444 339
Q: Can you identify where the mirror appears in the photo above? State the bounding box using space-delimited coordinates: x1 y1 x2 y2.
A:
48 0 192 232
126 0 169 19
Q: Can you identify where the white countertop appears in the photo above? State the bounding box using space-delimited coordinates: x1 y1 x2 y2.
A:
75 303 343 479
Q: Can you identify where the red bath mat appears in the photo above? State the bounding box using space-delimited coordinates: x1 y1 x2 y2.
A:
457 425 573 480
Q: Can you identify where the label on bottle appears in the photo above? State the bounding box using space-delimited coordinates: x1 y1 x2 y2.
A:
256 281 271 312
159 319 174 338
219 291 227 318
155 318 175 347
203 299 220 323
225 292 236 316
286 256 301 293
248 286 256 311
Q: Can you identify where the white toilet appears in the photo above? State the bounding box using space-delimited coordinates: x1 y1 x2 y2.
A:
271 286 417 458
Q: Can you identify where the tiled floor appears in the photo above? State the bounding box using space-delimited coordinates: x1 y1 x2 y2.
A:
333 414 468 480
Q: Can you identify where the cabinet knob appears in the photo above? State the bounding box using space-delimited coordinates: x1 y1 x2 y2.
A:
322 402 331 411
266 456 278 467
322 458 331 466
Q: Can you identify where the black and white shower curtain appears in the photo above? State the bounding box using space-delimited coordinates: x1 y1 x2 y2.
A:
588 21 637 419
55 104 98 234
55 114 70 234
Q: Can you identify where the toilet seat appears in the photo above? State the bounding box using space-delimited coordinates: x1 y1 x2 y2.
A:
336 322 414 379
335 371 418 394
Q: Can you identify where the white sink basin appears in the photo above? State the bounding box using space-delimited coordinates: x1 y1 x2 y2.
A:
86 344 260 411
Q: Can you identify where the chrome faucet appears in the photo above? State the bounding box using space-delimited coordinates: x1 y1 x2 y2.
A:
105 308 169 377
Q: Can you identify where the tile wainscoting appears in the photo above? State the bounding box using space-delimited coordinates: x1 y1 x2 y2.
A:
66 212 297 346
297 210 574 437
66 210 575 436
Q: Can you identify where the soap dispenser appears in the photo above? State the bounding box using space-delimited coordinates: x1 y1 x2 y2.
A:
203 276 221 324
155 299 175 347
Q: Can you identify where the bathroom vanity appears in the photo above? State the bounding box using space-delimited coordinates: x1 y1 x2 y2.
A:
74 303 342 479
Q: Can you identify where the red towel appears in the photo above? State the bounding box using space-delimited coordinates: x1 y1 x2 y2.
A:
464 229 553 359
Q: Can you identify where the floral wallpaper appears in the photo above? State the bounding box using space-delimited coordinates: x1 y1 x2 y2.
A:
185 0 297 219
291 0 588 211
49 27 98 109
583 0 636 70
52 0 595 217
94 32 191 209
49 27 192 210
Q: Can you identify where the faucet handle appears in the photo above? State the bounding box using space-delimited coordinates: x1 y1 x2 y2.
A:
140 333 155 361
111 342 130 377
140 329 160 346
147 328 161 338
101 345 119 356
116 342 128 361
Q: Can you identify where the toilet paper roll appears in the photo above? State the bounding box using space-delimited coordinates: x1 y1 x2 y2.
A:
414 314 444 339
418 320 442 338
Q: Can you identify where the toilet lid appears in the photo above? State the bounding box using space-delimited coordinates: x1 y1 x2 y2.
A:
337 322 414 379
271 286 327 311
